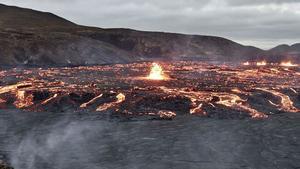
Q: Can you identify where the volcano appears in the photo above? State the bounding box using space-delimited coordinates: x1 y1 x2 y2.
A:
0 3 300 169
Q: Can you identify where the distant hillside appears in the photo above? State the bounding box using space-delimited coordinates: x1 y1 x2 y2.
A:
0 4 75 29
270 43 300 54
269 43 300 62
0 4 133 66
77 28 265 61
0 3 297 67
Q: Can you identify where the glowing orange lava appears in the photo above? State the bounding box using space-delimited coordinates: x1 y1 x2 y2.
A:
116 93 126 103
256 61 267 66
243 61 250 66
14 90 34 108
280 61 298 67
257 88 299 113
147 63 167 80
96 93 125 111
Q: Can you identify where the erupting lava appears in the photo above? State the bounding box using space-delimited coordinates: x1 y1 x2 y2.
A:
147 63 167 80
256 61 267 66
280 61 298 67
243 62 250 66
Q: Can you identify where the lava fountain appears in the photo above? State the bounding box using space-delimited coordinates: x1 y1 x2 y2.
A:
243 61 250 66
147 63 168 80
280 61 298 67
256 61 267 66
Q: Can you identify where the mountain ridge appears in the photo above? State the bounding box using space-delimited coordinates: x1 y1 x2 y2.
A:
0 3 298 67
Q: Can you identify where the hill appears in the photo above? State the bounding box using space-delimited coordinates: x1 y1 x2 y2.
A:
0 3 296 67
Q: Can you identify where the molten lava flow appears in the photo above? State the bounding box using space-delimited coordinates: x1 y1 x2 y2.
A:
243 62 250 66
158 110 176 120
190 103 207 115
256 61 267 66
0 61 299 120
116 93 126 103
14 90 34 109
41 94 58 105
147 63 167 80
80 94 103 108
96 93 126 111
0 82 32 94
280 61 298 67
257 88 299 113
215 94 268 119
290 88 298 94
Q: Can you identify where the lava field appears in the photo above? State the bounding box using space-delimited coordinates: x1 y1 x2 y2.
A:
0 61 299 120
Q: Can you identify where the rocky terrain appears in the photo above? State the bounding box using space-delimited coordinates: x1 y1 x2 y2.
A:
0 160 12 169
1 3 298 67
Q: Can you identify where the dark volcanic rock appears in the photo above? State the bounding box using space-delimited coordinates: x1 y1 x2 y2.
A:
78 28 266 62
0 161 13 169
0 28 133 66
119 91 192 116
0 4 74 29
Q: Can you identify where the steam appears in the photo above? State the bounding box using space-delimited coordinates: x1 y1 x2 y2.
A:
10 119 115 169
1 110 296 169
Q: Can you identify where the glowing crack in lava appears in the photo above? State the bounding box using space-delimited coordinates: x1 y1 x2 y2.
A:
147 63 167 80
280 61 298 67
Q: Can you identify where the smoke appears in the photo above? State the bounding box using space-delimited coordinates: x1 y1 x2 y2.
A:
9 118 117 169
2 109 293 169
0 110 245 169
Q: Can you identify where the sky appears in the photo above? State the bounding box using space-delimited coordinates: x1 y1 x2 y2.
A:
0 0 300 49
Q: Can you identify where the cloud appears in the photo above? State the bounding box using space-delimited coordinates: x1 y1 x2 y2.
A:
0 0 299 49
226 0 300 6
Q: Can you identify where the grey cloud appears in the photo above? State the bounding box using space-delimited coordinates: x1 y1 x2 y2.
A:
226 0 300 6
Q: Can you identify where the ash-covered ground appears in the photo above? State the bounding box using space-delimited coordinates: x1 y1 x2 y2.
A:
0 61 299 169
